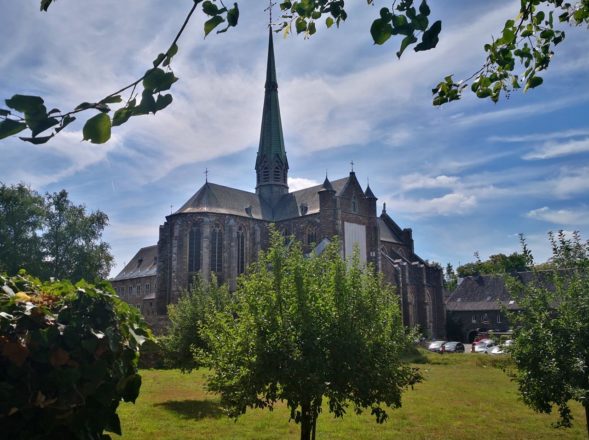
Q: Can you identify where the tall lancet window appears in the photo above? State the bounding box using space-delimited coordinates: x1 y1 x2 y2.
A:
188 225 201 273
237 225 246 275
273 166 281 182
210 223 223 276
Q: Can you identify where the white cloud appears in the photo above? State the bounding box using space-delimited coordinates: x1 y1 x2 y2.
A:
400 173 460 191
551 167 589 198
288 177 320 192
488 128 589 143
387 192 477 217
527 206 589 226
523 137 589 160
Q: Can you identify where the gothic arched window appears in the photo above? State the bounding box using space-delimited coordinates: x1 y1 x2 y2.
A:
210 223 223 275
237 225 246 275
351 196 358 213
188 225 201 273
306 227 317 246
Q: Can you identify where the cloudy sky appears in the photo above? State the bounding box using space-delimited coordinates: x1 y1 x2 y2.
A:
1 0 588 276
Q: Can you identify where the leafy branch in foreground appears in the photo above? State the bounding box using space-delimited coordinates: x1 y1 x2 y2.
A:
0 0 239 145
1 0 587 145
0 273 152 439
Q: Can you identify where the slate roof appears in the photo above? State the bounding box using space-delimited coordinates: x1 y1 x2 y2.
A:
113 245 158 281
175 177 349 221
446 275 518 311
446 272 559 312
378 218 403 244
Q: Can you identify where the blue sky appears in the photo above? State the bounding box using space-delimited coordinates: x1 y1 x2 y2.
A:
1 1 588 276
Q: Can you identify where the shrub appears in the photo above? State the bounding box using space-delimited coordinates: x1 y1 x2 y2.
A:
0 272 151 439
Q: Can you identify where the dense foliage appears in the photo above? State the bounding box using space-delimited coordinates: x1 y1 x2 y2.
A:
161 274 230 371
0 183 113 281
0 272 151 439
203 231 420 440
1 0 587 144
456 249 531 278
508 231 589 435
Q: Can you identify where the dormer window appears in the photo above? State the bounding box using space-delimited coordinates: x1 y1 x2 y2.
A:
300 203 308 215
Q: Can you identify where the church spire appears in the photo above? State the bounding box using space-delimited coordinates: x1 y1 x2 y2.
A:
256 29 289 204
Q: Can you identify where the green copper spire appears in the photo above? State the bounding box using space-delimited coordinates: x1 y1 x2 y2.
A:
256 30 289 202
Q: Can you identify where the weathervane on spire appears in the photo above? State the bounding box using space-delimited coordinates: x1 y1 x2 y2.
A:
265 0 276 28
350 160 354 172
204 168 209 183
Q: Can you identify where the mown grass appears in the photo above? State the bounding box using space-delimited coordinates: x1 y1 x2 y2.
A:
117 351 586 439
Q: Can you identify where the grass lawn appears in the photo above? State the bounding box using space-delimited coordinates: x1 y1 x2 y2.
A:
117 352 586 439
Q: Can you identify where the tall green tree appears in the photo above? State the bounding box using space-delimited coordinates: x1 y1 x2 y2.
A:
0 184 113 281
508 231 589 435
0 183 45 276
42 189 112 281
203 231 420 440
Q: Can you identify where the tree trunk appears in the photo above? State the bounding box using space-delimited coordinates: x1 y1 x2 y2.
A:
300 403 312 440
311 415 317 440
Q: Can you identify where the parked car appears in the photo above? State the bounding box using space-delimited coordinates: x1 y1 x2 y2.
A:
427 340 447 352
474 340 496 353
443 341 465 353
490 339 514 355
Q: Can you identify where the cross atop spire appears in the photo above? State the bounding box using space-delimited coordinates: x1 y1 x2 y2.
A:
204 168 209 183
264 0 276 28
350 160 354 172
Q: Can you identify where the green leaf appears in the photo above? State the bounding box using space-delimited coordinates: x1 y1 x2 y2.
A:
143 68 178 93
75 102 95 112
83 113 111 144
202 1 219 16
40 0 53 11
419 0 430 16
326 17 334 28
295 17 307 34
152 53 166 67
397 34 418 58
0 119 27 140
106 413 122 436
121 374 142 403
414 20 441 52
524 76 543 91
101 95 122 105
307 21 316 35
155 94 173 111
29 117 59 137
5 95 44 113
136 90 157 115
204 15 225 37
19 135 54 144
112 107 133 126
227 3 239 27
370 18 393 45
0 108 10 117
163 43 179 67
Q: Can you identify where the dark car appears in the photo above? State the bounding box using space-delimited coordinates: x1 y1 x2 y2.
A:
443 341 465 353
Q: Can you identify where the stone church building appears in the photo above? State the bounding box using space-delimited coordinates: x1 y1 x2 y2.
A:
112 32 445 338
